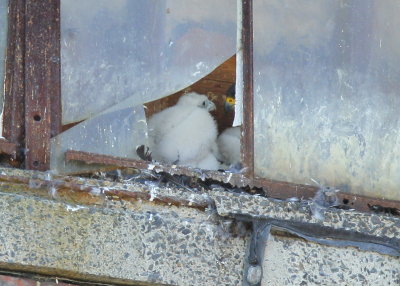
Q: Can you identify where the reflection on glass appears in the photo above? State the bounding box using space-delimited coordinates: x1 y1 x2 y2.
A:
254 0 400 200
0 0 8 114
61 0 236 124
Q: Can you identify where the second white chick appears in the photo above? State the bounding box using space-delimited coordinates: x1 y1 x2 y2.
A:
217 126 241 167
148 92 220 170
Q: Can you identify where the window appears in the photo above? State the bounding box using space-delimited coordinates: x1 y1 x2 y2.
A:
253 1 400 202
53 0 238 174
1 0 399 213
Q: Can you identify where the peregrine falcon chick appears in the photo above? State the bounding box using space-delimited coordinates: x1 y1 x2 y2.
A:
148 92 220 170
217 126 241 166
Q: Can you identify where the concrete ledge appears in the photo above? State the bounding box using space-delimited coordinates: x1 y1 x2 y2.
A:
211 190 400 241
0 167 399 285
0 191 248 285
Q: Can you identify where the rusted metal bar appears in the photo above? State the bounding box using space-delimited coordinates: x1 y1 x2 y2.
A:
254 177 400 213
338 193 400 214
65 150 400 215
24 0 61 170
0 172 209 210
0 139 17 158
3 0 26 166
49 2 62 138
241 0 255 178
65 150 253 188
253 177 317 199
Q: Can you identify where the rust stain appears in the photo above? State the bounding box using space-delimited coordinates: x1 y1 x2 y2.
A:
0 172 208 211
65 150 400 215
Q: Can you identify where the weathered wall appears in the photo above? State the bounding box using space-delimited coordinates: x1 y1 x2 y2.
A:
0 167 399 285
262 233 400 285
0 191 247 286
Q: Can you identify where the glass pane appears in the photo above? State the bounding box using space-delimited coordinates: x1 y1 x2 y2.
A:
254 0 400 200
0 0 7 118
61 0 236 124
50 104 147 174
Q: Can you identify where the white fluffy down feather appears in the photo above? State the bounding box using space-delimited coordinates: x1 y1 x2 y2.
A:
148 92 220 170
217 126 241 166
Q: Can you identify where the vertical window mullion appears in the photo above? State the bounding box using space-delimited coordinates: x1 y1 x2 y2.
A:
241 0 254 179
3 0 26 166
24 0 61 170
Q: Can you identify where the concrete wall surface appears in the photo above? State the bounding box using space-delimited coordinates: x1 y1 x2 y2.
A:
262 233 399 285
0 167 398 285
0 190 247 286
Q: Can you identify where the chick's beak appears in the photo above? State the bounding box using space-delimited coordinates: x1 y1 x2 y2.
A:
206 100 216 112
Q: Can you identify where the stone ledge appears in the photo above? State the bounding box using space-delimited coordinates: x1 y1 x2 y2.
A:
0 191 248 286
211 190 400 255
0 167 399 285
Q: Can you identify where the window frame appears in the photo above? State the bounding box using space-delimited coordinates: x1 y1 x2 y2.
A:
1 0 400 214
2 0 61 169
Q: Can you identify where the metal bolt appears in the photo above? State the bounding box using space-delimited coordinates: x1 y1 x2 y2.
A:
247 264 262 285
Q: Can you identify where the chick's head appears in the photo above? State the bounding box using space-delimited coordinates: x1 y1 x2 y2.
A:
178 92 216 111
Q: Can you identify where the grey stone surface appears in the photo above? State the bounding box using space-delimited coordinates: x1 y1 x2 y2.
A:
211 190 400 241
262 233 400 286
0 191 248 286
0 167 399 285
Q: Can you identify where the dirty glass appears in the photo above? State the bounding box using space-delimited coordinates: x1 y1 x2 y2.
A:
54 0 236 173
254 0 400 200
61 0 237 124
50 105 147 174
0 0 7 121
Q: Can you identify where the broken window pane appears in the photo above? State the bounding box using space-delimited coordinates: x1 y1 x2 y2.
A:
61 0 237 124
50 104 147 174
254 1 400 200
54 0 237 174
0 0 7 124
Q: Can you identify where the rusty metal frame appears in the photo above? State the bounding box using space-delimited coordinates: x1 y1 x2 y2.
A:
0 171 208 211
65 150 400 214
241 0 254 179
2 0 26 163
2 0 61 170
24 0 61 170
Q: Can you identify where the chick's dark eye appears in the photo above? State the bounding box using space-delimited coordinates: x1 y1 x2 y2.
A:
202 101 206 106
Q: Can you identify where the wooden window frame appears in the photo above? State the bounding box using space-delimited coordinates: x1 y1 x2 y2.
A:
1 0 400 213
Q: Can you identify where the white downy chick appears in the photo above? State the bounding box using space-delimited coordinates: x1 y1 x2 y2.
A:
217 126 241 167
148 92 220 170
